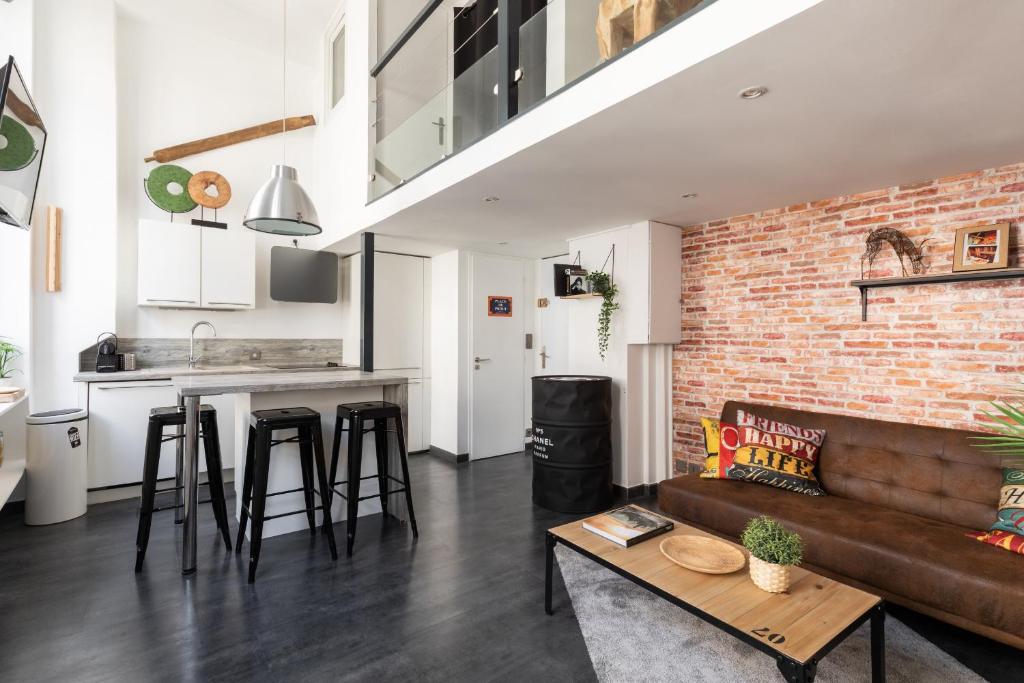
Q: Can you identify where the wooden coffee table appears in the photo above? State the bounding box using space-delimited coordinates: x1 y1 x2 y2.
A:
546 519 885 683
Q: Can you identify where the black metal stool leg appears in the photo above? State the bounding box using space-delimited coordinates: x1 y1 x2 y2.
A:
297 427 317 536
393 413 418 538
235 425 257 554
310 421 338 560
247 424 272 583
201 416 232 550
328 414 344 508
373 418 390 518
346 415 364 556
135 420 164 572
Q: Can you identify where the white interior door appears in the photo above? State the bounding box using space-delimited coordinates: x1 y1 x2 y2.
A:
470 254 525 460
535 256 570 375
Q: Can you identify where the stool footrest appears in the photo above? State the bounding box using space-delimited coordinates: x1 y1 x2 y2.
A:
263 486 323 499
151 499 213 512
154 481 209 495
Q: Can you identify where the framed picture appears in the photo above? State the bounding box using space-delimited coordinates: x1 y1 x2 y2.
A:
565 267 590 296
953 223 1010 272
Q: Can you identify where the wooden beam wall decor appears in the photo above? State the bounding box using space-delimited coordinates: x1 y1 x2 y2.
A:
45 206 62 292
143 115 317 163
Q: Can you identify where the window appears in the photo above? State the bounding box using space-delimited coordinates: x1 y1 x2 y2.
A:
330 23 346 108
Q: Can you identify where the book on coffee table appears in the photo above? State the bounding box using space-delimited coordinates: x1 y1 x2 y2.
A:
582 505 674 547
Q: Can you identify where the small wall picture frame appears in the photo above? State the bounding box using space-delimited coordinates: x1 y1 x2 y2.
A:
953 222 1010 272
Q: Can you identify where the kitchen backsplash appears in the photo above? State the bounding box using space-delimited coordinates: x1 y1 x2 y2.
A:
78 338 343 371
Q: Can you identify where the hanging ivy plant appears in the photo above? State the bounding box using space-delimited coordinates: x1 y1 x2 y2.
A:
585 271 619 361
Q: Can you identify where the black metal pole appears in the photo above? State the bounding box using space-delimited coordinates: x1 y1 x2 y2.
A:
497 0 521 123
361 232 374 372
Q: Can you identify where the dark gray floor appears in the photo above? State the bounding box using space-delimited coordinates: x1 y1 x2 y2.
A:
0 452 1020 682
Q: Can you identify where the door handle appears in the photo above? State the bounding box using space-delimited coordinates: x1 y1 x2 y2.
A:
474 357 491 363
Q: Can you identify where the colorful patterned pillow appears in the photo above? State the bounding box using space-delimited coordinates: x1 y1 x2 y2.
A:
967 530 1024 555
966 468 1024 555
699 417 723 478
728 410 827 496
699 412 827 496
991 467 1024 535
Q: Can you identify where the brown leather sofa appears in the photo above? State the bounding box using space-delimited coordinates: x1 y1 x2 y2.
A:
658 401 1024 649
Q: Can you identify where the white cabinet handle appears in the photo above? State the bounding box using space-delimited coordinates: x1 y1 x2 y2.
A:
96 383 173 390
207 302 250 306
146 299 197 305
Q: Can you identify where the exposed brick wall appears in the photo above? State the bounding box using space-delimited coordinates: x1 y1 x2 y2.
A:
672 162 1024 474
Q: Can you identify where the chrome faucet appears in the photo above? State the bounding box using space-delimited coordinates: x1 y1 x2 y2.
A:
189 321 217 368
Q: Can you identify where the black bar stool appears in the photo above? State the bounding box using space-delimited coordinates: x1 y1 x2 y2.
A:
328 401 418 556
135 405 231 572
235 407 338 583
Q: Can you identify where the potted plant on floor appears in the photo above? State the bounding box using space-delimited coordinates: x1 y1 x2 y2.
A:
741 515 803 593
0 338 21 387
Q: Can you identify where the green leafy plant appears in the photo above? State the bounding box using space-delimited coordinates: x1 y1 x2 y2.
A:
585 271 619 361
741 516 803 566
972 384 1024 466
0 338 22 379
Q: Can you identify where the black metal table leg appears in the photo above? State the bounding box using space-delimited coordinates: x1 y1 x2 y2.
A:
545 532 555 615
777 657 815 683
871 603 886 682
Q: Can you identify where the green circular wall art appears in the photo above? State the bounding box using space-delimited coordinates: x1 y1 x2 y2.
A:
0 114 38 171
145 164 198 213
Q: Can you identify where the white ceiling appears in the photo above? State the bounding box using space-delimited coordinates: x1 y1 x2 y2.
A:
358 0 1024 258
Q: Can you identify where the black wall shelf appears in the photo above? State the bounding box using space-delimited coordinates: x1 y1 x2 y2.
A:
850 268 1024 321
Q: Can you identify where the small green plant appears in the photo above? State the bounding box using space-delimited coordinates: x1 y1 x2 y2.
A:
741 516 803 566
0 339 22 379
972 384 1024 466
585 271 619 361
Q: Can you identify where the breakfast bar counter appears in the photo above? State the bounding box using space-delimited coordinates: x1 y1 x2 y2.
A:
173 370 408 575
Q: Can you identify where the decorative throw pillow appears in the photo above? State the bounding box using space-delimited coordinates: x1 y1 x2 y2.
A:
966 529 1024 555
699 418 722 478
966 467 1024 555
722 410 828 496
991 467 1024 536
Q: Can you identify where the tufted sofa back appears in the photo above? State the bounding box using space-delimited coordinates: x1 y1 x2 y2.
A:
721 401 1003 530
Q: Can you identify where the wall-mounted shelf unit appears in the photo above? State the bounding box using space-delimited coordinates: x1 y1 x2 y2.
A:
560 293 602 301
851 268 1024 320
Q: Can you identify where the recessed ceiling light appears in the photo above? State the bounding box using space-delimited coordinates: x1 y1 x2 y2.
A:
681 192 698 199
484 196 500 202
739 86 769 100
498 241 509 245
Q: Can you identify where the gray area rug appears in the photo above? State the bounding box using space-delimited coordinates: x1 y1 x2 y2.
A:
556 546 984 683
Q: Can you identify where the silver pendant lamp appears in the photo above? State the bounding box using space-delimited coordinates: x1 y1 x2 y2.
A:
244 0 321 236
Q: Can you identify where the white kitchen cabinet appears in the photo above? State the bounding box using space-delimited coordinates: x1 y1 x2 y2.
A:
87 380 178 488
138 219 255 310
137 219 201 307
201 227 256 309
87 379 234 489
374 252 425 369
625 221 683 345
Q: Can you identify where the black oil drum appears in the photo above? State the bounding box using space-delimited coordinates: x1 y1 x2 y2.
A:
532 375 613 513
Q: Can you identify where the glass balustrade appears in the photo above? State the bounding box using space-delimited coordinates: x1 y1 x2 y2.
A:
369 0 710 201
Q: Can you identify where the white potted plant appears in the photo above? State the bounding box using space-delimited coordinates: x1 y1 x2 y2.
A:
741 515 804 593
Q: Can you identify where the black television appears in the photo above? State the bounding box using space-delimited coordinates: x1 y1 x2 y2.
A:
0 56 46 231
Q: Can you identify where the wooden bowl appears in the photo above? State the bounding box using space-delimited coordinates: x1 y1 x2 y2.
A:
660 535 746 574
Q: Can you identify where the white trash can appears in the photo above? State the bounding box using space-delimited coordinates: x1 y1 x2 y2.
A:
25 408 88 525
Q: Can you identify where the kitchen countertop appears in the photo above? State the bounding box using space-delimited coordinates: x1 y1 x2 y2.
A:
174 369 407 397
73 363 355 383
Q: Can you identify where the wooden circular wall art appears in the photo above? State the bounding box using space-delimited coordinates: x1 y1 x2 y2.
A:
660 535 746 574
144 164 198 214
187 171 232 209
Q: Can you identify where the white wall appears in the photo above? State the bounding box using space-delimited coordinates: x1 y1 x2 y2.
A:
429 249 468 456
114 1 344 341
564 222 678 488
30 0 119 410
